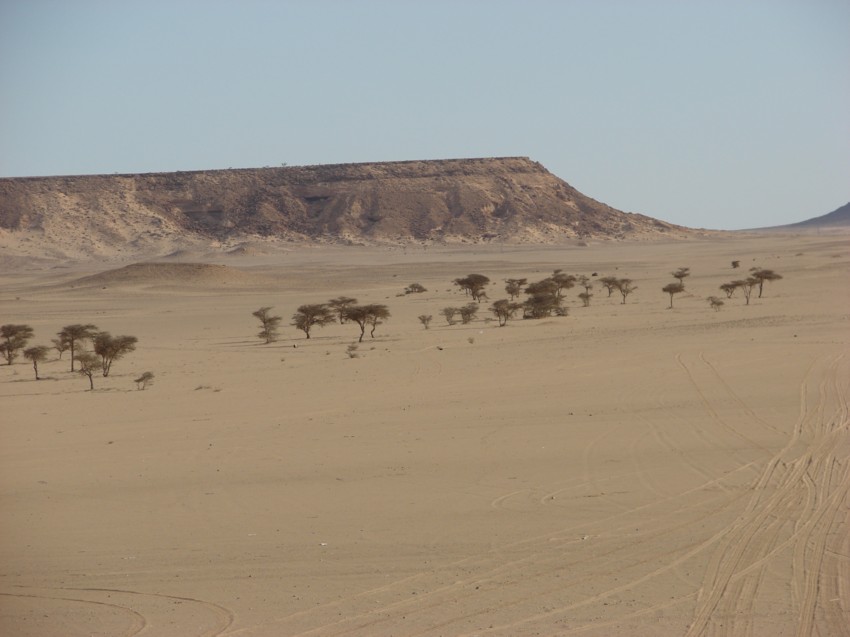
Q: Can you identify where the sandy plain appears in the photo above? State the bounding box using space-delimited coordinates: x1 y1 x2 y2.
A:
0 233 848 636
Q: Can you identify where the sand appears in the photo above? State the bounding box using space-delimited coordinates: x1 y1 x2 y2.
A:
0 234 848 636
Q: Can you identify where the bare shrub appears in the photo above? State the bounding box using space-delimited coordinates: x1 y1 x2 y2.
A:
707 296 724 311
134 371 155 390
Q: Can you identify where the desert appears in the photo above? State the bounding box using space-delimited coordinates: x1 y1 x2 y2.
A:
1 231 848 636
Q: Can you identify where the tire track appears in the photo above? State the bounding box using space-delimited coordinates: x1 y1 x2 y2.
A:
685 352 849 637
0 590 147 637
64 587 236 637
247 442 764 636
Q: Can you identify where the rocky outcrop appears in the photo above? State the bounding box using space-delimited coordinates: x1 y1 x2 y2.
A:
0 157 687 259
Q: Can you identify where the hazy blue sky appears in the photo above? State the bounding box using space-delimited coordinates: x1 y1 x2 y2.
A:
1 1 847 229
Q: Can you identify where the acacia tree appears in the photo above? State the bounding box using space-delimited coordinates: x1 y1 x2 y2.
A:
719 281 740 298
1 324 34 365
442 307 458 326
577 275 594 295
58 324 98 371
458 303 479 324
550 270 577 297
599 276 619 297
578 291 593 307
671 267 691 284
51 337 70 360
76 351 98 390
523 292 563 318
739 277 759 305
328 296 358 324
405 283 427 294
504 278 527 300
662 282 685 308
344 304 391 342
252 306 282 343
490 299 522 326
291 304 336 339
93 332 138 377
453 274 490 302
615 278 637 304
23 345 50 380
749 267 783 297
418 314 433 329
707 296 724 311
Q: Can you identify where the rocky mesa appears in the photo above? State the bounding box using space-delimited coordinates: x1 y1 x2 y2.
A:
0 157 688 260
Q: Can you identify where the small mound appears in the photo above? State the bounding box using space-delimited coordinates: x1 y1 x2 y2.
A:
68 262 269 288
225 241 281 256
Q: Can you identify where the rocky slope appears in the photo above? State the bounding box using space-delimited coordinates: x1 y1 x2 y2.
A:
0 157 688 260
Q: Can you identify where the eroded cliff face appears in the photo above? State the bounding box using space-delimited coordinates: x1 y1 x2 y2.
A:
0 157 684 259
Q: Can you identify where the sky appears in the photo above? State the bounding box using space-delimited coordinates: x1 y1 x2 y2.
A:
1 0 847 230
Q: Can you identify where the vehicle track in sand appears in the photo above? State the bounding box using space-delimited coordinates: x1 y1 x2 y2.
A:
4 585 235 637
684 352 849 637
224 353 847 636
0 590 147 637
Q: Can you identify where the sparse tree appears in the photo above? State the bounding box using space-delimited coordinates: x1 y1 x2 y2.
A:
453 274 490 302
365 304 390 339
344 304 391 342
490 299 522 326
615 278 637 304
749 267 783 298
134 371 155 390
291 303 336 339
719 281 740 298
523 293 564 318
740 277 759 305
442 307 458 326
707 296 724 311
662 282 685 308
58 323 98 371
418 314 433 329
504 278 527 301
51 337 70 360
23 345 50 380
458 303 479 324
550 270 577 297
405 283 427 294
76 351 98 390
578 291 593 307
252 306 282 343
599 276 619 297
524 278 559 299
1 324 34 365
93 332 138 377
671 267 691 284
328 296 358 324
577 275 594 295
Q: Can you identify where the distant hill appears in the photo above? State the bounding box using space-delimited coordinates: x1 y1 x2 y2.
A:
0 157 693 260
781 202 850 229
